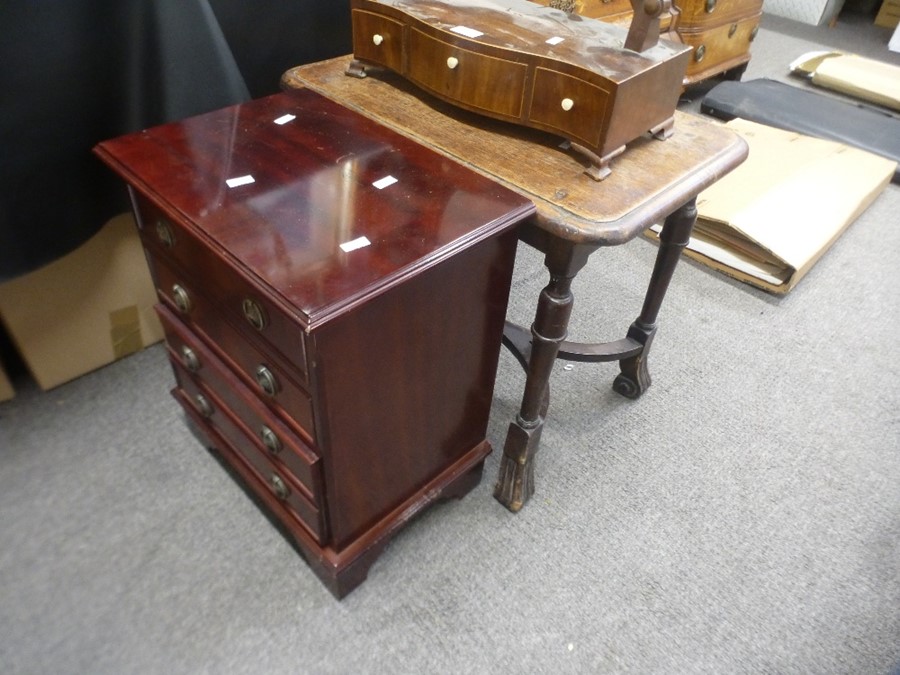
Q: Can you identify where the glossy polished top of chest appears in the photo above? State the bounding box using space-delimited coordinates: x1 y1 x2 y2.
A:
95 88 534 324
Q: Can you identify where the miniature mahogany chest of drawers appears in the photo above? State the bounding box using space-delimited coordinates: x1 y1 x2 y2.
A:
95 88 534 598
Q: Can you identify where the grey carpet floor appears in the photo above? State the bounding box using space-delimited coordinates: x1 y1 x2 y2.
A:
2 11 899 675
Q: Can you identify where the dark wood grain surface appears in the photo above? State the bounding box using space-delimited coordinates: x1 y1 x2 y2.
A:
349 0 692 175
95 88 534 328
283 56 748 244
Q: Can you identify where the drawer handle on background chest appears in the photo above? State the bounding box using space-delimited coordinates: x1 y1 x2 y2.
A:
193 393 213 419
181 346 200 372
259 425 282 455
561 98 574 112
242 298 268 331
446 56 459 70
172 284 192 313
269 473 290 500
372 33 383 45
155 219 175 248
255 365 279 397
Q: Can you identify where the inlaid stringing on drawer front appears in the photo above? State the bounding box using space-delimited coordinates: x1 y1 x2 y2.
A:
148 254 317 442
172 370 326 544
406 28 528 119
134 195 309 382
351 9 404 71
528 68 610 148
157 304 322 499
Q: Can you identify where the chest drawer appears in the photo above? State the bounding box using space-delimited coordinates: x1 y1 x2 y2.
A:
678 13 761 78
351 9 404 71
149 255 316 440
529 68 610 149
406 28 528 119
135 195 308 383
577 0 634 19
173 371 325 544
676 0 764 28
158 305 322 496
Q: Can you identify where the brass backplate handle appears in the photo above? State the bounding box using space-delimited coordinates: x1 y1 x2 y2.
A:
242 298 268 331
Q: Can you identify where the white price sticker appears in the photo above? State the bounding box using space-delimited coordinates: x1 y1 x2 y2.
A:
372 175 399 190
451 25 484 38
226 175 255 188
340 236 372 253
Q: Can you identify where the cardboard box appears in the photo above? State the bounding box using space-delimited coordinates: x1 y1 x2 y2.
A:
876 0 900 28
0 359 13 402
0 214 163 390
790 51 900 111
647 120 896 293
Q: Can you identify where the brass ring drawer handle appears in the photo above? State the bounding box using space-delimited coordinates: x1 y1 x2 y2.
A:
194 393 213 418
242 298 268 331
181 345 200 372
255 365 278 396
155 219 175 248
269 473 290 500
172 284 192 313
259 425 282 454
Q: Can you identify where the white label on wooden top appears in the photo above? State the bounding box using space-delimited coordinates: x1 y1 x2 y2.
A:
273 114 296 125
451 25 484 38
372 175 398 190
226 175 255 188
546 36 565 45
340 236 371 253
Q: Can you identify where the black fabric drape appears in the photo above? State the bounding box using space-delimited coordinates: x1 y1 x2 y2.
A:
0 0 251 281
209 0 351 99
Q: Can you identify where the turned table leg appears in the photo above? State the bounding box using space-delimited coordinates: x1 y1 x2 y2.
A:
614 198 697 399
494 242 590 512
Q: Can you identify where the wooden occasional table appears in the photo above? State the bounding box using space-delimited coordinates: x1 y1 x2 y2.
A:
283 56 748 513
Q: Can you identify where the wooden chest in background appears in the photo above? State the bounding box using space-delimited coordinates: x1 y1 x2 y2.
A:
533 0 763 85
95 88 534 598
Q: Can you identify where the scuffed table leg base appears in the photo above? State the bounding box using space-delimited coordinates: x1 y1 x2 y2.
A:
614 198 697 400
494 420 542 512
613 321 656 399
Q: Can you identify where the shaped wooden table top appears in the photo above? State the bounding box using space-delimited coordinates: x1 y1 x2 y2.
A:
282 56 748 247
